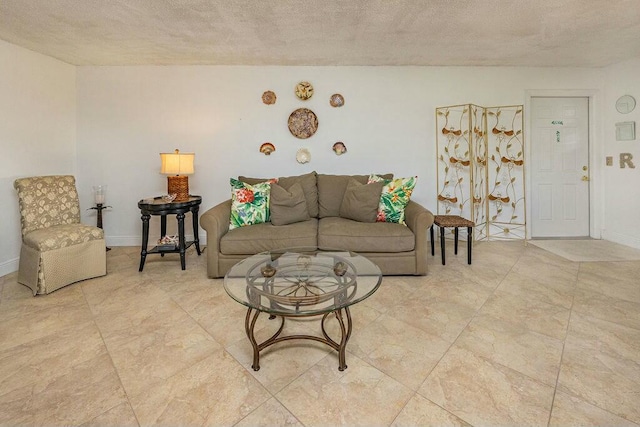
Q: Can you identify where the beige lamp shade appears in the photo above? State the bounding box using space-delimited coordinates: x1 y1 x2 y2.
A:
160 149 195 175
160 149 195 201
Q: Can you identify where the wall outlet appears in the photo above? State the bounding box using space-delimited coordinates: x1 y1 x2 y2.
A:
606 156 613 166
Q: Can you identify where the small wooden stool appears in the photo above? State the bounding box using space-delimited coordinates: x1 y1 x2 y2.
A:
430 215 475 265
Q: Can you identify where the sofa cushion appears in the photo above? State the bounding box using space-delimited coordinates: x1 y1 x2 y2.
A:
318 217 414 253
317 173 393 218
339 179 384 223
369 175 418 224
240 171 318 218
220 218 318 255
229 178 271 230
270 182 310 226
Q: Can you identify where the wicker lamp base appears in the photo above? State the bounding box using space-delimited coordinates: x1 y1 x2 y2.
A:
167 175 190 201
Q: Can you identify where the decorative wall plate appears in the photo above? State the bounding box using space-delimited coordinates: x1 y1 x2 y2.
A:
262 90 276 105
332 142 347 155
330 93 344 107
296 148 311 164
259 142 275 155
295 81 314 100
288 108 318 139
616 95 636 114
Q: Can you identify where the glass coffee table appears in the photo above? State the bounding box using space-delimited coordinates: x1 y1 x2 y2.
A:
224 250 382 371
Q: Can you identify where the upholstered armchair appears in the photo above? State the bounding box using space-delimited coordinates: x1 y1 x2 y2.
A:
13 175 107 295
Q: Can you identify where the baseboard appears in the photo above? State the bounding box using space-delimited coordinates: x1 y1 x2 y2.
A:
0 257 19 277
601 230 640 250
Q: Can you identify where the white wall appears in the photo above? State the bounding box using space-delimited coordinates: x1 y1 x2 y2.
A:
3 39 638 277
76 66 607 247
0 40 76 276
602 59 640 248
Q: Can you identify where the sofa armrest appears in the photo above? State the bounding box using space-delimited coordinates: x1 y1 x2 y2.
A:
200 199 231 278
404 200 435 275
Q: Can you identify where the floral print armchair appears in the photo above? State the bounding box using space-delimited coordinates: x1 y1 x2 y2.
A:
14 175 106 295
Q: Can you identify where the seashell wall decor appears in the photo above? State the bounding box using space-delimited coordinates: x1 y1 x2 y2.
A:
259 142 276 155
262 91 276 105
295 82 313 100
330 93 344 107
296 148 311 164
332 142 347 155
288 108 318 139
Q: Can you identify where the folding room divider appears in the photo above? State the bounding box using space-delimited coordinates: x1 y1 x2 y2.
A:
435 104 525 241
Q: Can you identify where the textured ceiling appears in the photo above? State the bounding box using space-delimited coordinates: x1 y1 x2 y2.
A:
0 0 639 67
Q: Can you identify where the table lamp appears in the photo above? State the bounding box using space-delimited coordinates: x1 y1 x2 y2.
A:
160 149 194 202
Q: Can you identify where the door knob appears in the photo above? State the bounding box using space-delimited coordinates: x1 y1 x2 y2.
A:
581 175 590 181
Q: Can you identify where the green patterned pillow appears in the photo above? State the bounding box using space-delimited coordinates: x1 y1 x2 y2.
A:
229 178 272 230
368 174 417 225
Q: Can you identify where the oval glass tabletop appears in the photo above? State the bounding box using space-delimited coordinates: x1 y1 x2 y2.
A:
223 250 382 316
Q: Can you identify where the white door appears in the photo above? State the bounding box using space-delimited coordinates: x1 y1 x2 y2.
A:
530 97 590 237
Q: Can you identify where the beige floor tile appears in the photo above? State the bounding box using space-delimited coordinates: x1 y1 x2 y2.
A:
455 313 564 386
0 279 87 316
82 278 172 317
577 261 640 303
235 397 303 427
497 271 575 309
521 243 581 269
129 350 271 426
226 304 379 393
80 401 140 427
0 321 106 396
438 259 511 290
573 288 640 330
156 274 225 304
277 354 413 426
418 279 494 310
549 391 639 427
387 280 491 344
105 246 142 272
1 242 639 426
419 346 555 426
226 323 332 393
431 240 524 272
497 254 578 308
387 294 477 344
0 386 32 426
0 352 127 426
191 293 269 347
322 302 383 342
103 312 221 397
0 295 94 352
360 276 421 313
558 314 640 423
567 312 640 363
391 394 471 427
528 239 640 262
479 290 571 340
348 313 452 390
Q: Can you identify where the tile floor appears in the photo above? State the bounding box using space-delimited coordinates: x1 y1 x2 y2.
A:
0 241 639 426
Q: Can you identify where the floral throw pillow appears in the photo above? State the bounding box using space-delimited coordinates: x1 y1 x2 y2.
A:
368 174 417 225
229 178 272 230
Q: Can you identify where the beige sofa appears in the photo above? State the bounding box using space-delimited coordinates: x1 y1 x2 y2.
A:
201 172 434 278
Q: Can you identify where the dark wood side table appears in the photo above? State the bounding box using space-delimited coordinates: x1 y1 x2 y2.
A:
430 215 475 265
138 195 202 271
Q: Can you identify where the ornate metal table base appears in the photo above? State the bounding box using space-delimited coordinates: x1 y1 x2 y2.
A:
244 306 353 371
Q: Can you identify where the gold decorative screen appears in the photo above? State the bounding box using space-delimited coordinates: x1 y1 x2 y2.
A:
436 104 525 241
